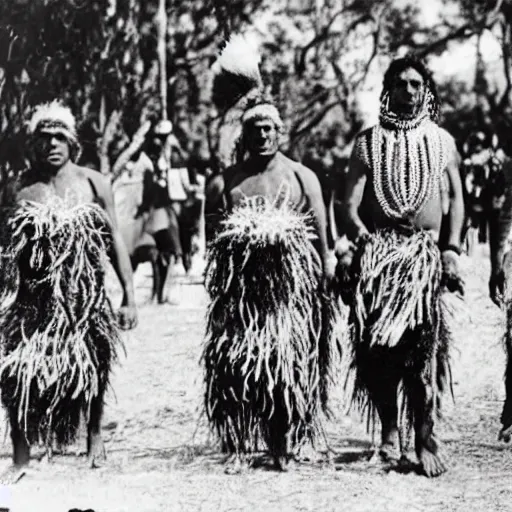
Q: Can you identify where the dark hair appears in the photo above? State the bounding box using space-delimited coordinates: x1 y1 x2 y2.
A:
381 56 440 122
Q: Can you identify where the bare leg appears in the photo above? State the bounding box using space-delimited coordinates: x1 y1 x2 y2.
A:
408 353 447 478
357 346 400 462
1 408 30 483
157 254 170 304
224 452 249 474
87 394 106 469
265 397 292 472
500 326 512 441
271 428 289 472
148 247 161 303
182 253 192 274
223 424 249 475
10 410 29 467
130 255 138 273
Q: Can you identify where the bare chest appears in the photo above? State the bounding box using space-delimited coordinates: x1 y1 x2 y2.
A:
18 175 95 206
228 169 303 207
362 171 448 234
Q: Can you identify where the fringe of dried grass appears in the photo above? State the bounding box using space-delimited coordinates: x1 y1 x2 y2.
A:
0 198 123 444
353 229 442 348
203 196 342 455
345 229 453 437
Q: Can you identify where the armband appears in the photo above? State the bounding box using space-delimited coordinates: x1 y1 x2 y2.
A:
444 244 462 256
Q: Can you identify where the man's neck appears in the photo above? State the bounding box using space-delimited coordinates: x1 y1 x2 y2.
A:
380 105 429 132
37 160 73 182
248 151 279 171
387 96 426 121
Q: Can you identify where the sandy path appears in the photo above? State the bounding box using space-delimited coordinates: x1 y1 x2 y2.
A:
2 247 512 512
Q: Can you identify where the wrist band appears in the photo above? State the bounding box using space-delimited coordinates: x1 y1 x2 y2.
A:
444 244 462 256
355 232 369 245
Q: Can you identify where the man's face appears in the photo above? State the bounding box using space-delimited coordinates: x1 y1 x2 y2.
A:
245 118 279 157
389 67 425 117
34 130 71 169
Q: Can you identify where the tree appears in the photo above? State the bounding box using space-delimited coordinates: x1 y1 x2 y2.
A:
2 0 512 186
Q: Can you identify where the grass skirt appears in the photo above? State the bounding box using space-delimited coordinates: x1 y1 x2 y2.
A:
0 199 122 446
346 229 452 432
203 196 341 456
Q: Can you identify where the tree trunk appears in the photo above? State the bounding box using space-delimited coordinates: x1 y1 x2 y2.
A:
156 0 168 120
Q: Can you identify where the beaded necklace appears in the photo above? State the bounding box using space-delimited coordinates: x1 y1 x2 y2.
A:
357 93 449 221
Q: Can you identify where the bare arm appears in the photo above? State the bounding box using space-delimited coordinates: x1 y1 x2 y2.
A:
90 173 136 310
204 173 228 243
327 188 338 245
445 139 465 249
296 165 330 271
340 145 369 242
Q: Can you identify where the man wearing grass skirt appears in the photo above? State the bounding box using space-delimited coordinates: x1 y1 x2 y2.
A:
336 56 465 477
0 100 137 482
221 103 333 277
203 35 338 473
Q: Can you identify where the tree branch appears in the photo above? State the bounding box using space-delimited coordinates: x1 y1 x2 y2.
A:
99 109 121 175
295 7 373 76
111 120 151 182
415 6 503 59
498 20 512 109
290 99 340 139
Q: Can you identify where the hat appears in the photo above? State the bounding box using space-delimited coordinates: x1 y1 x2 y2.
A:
153 120 173 137
242 103 284 132
28 100 79 143
27 100 81 160
211 33 284 165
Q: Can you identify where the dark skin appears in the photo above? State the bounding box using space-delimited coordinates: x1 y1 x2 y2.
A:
337 67 464 478
488 158 512 441
4 129 137 479
215 117 333 472
222 119 333 281
138 134 201 302
389 67 426 118
341 68 464 246
489 157 512 306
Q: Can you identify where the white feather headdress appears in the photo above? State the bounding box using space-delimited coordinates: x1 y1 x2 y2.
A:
211 33 262 86
212 33 285 168
211 34 264 113
27 100 78 138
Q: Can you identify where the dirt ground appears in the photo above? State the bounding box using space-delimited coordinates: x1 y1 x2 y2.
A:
2 244 512 512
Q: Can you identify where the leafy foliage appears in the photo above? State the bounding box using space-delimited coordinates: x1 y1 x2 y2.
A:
0 0 511 183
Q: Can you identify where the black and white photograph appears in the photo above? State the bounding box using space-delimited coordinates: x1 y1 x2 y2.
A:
0 0 510 510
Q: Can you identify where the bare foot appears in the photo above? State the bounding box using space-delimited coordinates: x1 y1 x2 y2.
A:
0 465 26 485
274 455 298 472
397 453 417 472
368 449 382 466
378 443 400 463
224 454 248 475
499 425 512 443
368 444 399 466
87 436 106 469
419 448 447 477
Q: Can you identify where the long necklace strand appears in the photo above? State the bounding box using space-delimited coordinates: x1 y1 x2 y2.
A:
370 121 448 220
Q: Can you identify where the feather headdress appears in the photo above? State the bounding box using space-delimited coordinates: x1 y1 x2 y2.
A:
27 100 78 137
211 33 263 113
211 33 284 168
26 100 81 161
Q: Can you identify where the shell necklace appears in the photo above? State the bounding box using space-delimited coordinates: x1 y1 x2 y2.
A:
369 118 448 221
